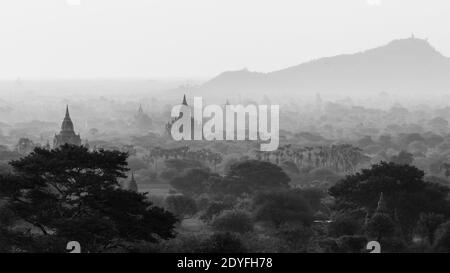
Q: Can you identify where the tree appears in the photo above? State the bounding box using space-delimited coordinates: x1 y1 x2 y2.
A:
211 209 253 234
308 167 340 183
390 151 413 165
16 138 36 155
416 213 446 245
280 160 300 174
170 160 291 198
207 175 252 198
253 190 314 228
165 195 198 219
336 235 367 253
295 188 325 213
275 222 313 252
0 161 13 175
329 162 450 237
170 168 216 196
433 221 450 252
127 156 148 171
200 201 233 222
366 212 396 241
0 144 178 252
328 211 363 237
428 117 449 132
164 158 203 172
226 160 290 192
379 135 393 148
161 159 204 182
440 163 450 179
201 232 246 253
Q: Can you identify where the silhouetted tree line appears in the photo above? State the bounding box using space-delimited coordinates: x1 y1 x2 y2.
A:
1 144 450 252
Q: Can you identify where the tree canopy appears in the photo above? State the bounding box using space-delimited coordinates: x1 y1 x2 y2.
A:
329 161 450 236
0 144 178 252
170 160 291 198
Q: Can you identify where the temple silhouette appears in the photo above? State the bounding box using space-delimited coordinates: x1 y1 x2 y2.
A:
165 95 195 138
53 106 82 148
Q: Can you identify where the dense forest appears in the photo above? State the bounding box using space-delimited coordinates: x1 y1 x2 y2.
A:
2 96 450 252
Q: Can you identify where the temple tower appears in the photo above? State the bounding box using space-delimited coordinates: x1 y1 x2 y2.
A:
53 105 82 148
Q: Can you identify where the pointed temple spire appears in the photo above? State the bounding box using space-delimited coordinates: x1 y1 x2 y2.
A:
65 105 70 118
61 105 75 132
54 105 82 147
128 172 138 192
376 192 388 213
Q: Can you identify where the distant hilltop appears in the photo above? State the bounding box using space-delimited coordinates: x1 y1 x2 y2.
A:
185 36 450 98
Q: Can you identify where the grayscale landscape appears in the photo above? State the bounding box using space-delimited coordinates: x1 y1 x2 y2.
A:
1 0 450 253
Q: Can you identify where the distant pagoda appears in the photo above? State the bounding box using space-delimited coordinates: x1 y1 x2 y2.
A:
127 172 138 192
134 104 153 130
53 105 82 148
376 192 388 213
165 94 195 138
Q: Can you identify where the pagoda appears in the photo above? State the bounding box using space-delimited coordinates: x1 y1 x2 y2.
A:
53 105 82 148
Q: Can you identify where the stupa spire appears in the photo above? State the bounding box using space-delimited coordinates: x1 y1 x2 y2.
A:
128 172 138 192
54 105 82 147
61 105 75 132
376 192 388 213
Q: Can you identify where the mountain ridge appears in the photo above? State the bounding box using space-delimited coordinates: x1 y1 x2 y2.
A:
193 36 450 98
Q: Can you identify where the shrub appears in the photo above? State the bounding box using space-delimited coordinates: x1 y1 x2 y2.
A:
309 167 340 183
170 168 215 196
337 235 367 253
366 213 396 241
275 222 313 252
433 221 450 252
200 201 233 222
379 236 407 253
165 195 198 219
240 233 287 253
211 209 253 234
127 156 148 171
253 190 314 227
415 213 446 245
227 160 290 192
328 212 363 237
201 232 247 253
317 238 340 253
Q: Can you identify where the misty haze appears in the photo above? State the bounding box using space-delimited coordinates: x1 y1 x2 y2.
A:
1 0 450 255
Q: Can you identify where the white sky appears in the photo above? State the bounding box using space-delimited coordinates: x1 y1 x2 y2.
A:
0 0 449 79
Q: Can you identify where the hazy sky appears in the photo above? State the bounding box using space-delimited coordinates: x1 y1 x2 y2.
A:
1 0 450 79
